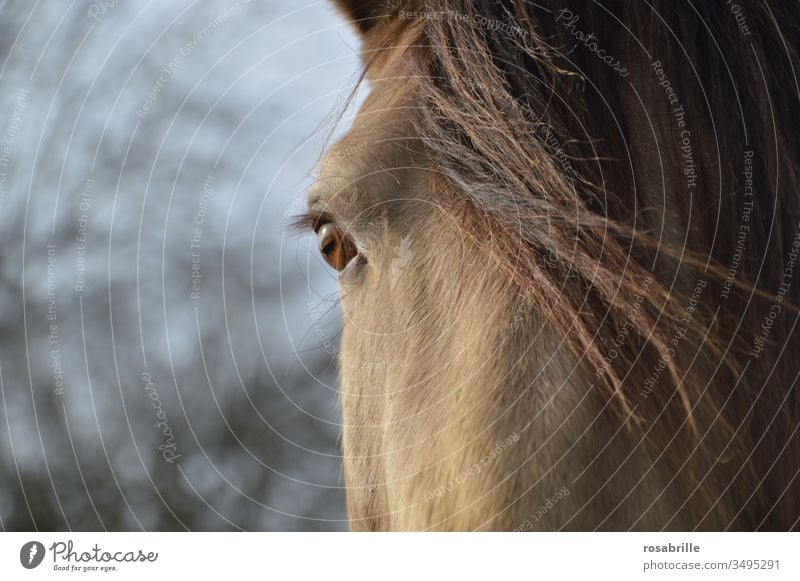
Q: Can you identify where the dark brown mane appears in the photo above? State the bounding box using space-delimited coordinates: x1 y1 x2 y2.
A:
346 1 800 529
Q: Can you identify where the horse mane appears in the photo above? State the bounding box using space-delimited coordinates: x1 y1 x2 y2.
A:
343 1 800 529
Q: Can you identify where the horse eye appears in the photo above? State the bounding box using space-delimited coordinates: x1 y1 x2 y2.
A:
317 222 357 271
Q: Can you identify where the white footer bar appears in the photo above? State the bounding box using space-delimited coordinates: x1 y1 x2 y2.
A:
1 532 797 579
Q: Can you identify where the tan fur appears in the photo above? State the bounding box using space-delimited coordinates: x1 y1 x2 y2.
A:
310 1 800 530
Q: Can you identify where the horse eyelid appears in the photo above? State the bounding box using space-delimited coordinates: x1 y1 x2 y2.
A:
287 210 334 235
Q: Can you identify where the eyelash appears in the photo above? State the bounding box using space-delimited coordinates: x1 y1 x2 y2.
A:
288 210 333 235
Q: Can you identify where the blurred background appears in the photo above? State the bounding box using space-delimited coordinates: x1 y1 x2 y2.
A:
0 0 361 531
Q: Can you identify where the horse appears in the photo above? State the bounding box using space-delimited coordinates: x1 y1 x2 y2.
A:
296 0 800 530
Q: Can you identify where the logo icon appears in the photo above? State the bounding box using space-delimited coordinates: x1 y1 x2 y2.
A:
390 236 413 289
20 541 45 569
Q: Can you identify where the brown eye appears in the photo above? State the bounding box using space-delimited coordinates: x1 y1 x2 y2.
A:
317 222 357 271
